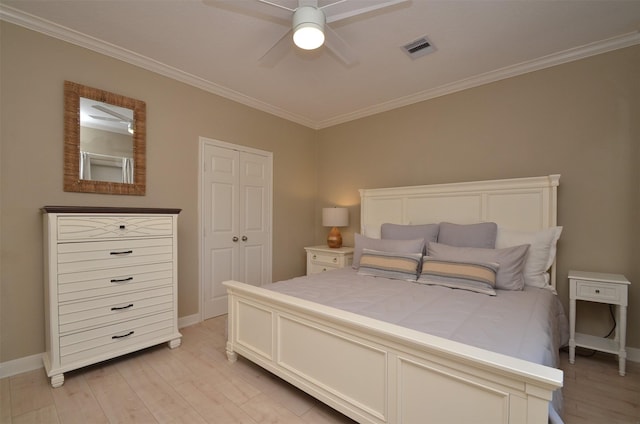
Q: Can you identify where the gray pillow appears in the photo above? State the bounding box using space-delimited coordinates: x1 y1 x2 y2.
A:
427 241 530 290
352 234 425 269
381 223 439 254
437 222 498 248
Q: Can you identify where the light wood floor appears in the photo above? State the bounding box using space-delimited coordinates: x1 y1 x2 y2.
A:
2 316 638 424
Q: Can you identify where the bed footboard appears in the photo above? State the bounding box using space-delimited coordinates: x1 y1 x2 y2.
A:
224 280 562 424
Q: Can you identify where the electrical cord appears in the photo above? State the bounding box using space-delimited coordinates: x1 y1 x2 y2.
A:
562 304 617 357
603 304 617 338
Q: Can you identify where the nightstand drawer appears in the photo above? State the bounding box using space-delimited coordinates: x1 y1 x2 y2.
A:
575 280 623 303
308 263 339 274
310 252 343 266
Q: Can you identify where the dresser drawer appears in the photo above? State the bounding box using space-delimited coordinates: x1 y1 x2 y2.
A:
60 311 175 366
58 262 173 302
57 215 174 240
57 238 172 274
574 280 623 303
59 286 173 334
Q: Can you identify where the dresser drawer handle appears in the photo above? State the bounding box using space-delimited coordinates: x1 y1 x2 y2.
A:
119 225 126 230
110 250 133 255
595 289 600 294
111 304 134 311
312 254 317 259
333 257 338 263
110 277 133 283
112 331 134 339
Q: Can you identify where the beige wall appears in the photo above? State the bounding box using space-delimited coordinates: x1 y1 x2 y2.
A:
2 21 638 365
0 23 318 362
316 45 640 350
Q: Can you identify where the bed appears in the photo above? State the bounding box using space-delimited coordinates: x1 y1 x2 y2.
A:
224 175 566 424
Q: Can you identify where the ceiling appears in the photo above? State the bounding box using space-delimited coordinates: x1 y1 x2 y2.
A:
2 0 639 129
80 98 134 135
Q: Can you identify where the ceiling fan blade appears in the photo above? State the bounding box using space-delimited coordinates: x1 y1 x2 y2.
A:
323 0 408 24
256 0 297 13
324 26 357 67
203 0 292 24
259 29 293 67
89 115 123 123
92 104 132 123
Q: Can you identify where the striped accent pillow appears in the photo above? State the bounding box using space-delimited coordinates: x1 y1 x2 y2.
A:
418 258 499 296
357 249 422 281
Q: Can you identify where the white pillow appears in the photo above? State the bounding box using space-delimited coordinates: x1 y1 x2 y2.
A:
495 226 562 288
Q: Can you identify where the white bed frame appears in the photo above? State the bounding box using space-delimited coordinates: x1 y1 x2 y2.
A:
224 175 562 424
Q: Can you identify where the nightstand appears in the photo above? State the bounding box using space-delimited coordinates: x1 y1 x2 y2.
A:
568 270 630 376
304 245 354 275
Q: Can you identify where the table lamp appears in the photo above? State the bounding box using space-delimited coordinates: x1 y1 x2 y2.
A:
322 207 348 248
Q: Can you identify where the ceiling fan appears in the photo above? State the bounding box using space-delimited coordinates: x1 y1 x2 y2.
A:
89 104 135 134
209 0 409 66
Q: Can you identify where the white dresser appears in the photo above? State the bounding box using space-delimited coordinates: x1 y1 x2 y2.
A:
42 206 182 387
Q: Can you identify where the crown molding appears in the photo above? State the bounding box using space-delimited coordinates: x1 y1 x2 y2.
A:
0 5 318 128
2 4 638 130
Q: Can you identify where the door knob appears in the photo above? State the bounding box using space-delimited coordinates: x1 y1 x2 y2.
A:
232 236 239 242
242 236 248 241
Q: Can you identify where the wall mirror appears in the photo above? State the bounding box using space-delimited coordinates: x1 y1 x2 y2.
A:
64 81 146 195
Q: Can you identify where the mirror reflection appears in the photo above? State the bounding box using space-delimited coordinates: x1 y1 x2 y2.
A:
79 98 134 183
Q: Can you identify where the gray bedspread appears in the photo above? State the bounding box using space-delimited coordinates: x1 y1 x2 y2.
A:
268 268 568 366
266 268 569 421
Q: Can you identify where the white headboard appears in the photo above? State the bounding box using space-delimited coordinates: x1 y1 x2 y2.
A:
359 175 560 288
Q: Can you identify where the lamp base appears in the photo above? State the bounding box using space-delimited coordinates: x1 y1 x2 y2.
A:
327 227 343 248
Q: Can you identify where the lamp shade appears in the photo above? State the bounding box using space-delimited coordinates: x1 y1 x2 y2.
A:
322 207 348 227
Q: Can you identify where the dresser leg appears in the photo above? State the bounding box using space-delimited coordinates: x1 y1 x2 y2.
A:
50 373 64 388
167 338 182 349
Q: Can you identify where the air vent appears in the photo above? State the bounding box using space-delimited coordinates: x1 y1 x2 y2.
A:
402 36 435 60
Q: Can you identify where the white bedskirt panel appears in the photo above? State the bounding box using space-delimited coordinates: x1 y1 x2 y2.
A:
278 315 388 421
225 281 561 424
397 356 509 423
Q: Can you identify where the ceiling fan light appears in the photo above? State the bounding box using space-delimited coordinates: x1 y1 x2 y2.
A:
292 6 325 50
293 24 325 50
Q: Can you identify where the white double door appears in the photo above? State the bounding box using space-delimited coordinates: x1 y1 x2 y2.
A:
201 139 272 319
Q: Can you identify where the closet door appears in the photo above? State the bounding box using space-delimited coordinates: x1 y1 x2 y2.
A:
237 152 271 289
202 142 271 319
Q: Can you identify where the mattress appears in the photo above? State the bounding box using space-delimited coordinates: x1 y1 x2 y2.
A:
267 267 569 385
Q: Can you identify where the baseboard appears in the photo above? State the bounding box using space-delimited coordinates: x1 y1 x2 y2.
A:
0 352 43 379
628 346 640 363
178 313 201 329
